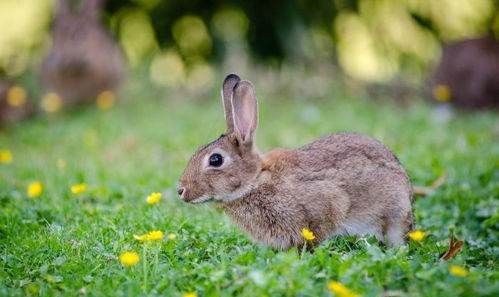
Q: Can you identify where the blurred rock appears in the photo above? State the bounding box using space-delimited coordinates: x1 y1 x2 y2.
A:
431 36 499 109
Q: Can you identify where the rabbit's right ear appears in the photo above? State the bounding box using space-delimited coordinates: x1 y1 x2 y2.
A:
82 0 104 19
56 0 70 17
232 80 258 146
221 74 241 133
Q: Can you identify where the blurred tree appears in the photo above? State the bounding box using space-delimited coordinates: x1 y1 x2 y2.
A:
104 0 498 80
1 0 498 82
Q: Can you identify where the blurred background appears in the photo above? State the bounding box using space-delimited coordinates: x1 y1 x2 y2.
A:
0 0 498 124
1 3 499 296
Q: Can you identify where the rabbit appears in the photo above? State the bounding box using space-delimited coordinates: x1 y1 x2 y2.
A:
178 74 413 250
41 0 125 106
430 36 499 109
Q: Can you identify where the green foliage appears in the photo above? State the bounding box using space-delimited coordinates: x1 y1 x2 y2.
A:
105 0 499 77
0 84 498 296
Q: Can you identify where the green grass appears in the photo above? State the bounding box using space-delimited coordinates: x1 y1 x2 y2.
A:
0 81 498 297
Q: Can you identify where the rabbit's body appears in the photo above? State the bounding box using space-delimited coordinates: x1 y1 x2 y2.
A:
220 133 411 249
41 0 125 105
179 74 413 249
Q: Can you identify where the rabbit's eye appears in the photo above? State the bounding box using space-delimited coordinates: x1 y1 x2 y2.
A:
209 153 224 167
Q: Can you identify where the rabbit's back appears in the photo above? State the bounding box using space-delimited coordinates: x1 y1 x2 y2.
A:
296 132 409 187
296 133 411 204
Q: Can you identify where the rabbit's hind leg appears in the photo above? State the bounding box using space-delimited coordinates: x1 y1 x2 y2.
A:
383 211 412 247
384 222 405 247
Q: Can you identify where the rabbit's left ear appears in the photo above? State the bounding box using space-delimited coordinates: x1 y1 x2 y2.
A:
222 74 241 133
232 80 258 146
56 0 70 17
82 0 103 18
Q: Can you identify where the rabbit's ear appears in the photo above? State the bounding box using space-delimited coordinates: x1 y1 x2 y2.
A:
82 0 103 18
56 0 70 17
221 74 240 133
232 80 258 146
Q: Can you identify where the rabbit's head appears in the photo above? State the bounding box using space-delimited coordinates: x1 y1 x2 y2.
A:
53 0 103 33
178 74 262 203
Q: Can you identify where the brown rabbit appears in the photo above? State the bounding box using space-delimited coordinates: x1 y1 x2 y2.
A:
178 74 413 249
41 0 125 105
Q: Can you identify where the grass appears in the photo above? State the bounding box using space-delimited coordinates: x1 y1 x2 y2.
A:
0 79 498 297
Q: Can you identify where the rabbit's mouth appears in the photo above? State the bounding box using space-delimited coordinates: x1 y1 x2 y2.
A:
177 184 212 204
189 195 213 204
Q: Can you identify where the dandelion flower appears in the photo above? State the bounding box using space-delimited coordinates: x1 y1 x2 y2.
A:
168 233 177 240
119 251 140 267
327 281 359 297
41 92 62 113
146 192 162 205
182 292 197 297
433 84 451 102
7 86 27 107
408 230 426 241
449 265 468 277
71 183 87 194
301 228 315 241
27 181 43 198
0 149 13 164
134 230 164 242
96 90 115 110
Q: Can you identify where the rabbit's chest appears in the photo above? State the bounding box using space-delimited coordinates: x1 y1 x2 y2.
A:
224 197 306 249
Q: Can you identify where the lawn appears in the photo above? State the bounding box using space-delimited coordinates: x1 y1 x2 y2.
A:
0 78 498 297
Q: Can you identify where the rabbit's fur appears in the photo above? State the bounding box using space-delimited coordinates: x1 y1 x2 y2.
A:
178 74 413 249
41 0 125 105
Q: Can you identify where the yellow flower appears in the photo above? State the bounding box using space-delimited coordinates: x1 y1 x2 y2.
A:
27 181 43 198
146 192 162 205
41 92 62 113
134 230 164 242
7 86 27 107
168 233 177 240
182 293 197 297
96 90 116 110
449 265 468 277
0 149 13 164
327 281 359 297
301 228 315 241
71 183 87 194
408 230 426 241
433 84 451 102
119 251 140 267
